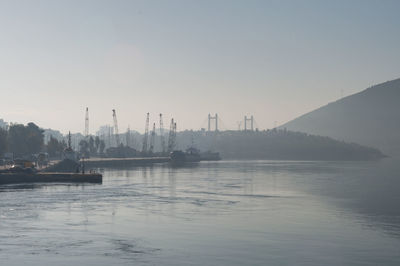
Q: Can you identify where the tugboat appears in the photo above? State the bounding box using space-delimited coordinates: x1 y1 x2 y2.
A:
43 131 81 173
62 131 79 162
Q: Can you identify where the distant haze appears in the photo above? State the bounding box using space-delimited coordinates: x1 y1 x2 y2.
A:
0 0 400 133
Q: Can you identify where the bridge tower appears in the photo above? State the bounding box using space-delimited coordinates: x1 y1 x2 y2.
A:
244 115 254 131
208 113 218 132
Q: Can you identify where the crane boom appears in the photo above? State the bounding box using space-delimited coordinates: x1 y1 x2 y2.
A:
159 113 166 154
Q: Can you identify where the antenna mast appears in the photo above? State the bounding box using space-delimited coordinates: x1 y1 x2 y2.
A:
84 107 89 137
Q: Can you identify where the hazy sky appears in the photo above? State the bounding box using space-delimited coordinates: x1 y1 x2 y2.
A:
0 0 399 134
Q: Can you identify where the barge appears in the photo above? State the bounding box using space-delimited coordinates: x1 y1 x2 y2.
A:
0 172 102 185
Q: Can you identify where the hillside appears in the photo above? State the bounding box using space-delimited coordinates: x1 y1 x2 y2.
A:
174 130 385 161
281 78 400 156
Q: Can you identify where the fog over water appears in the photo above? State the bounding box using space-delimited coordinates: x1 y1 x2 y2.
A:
1 159 399 265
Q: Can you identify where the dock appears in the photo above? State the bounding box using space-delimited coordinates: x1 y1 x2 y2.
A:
0 172 102 185
83 157 170 168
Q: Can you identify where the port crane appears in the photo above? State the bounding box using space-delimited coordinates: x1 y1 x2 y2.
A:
167 118 177 153
159 113 166 154
142 113 150 153
149 123 156 154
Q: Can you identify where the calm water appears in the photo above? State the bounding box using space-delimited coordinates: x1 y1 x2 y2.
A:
1 159 400 265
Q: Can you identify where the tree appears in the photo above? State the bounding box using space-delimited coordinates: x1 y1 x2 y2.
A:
0 128 7 156
89 136 96 155
8 122 44 157
46 136 66 158
26 123 44 154
95 136 100 154
79 139 90 158
99 140 105 155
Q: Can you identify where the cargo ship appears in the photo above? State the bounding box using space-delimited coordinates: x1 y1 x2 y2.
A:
170 147 201 166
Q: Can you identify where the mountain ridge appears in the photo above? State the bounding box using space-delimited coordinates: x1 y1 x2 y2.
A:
282 78 400 156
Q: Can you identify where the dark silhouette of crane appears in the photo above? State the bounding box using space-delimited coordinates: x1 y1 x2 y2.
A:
149 123 156 154
142 113 150 153
167 118 177 153
159 113 166 154
112 109 120 147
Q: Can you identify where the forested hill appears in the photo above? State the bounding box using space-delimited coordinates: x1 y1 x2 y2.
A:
176 130 385 161
0 123 386 161
281 78 400 156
